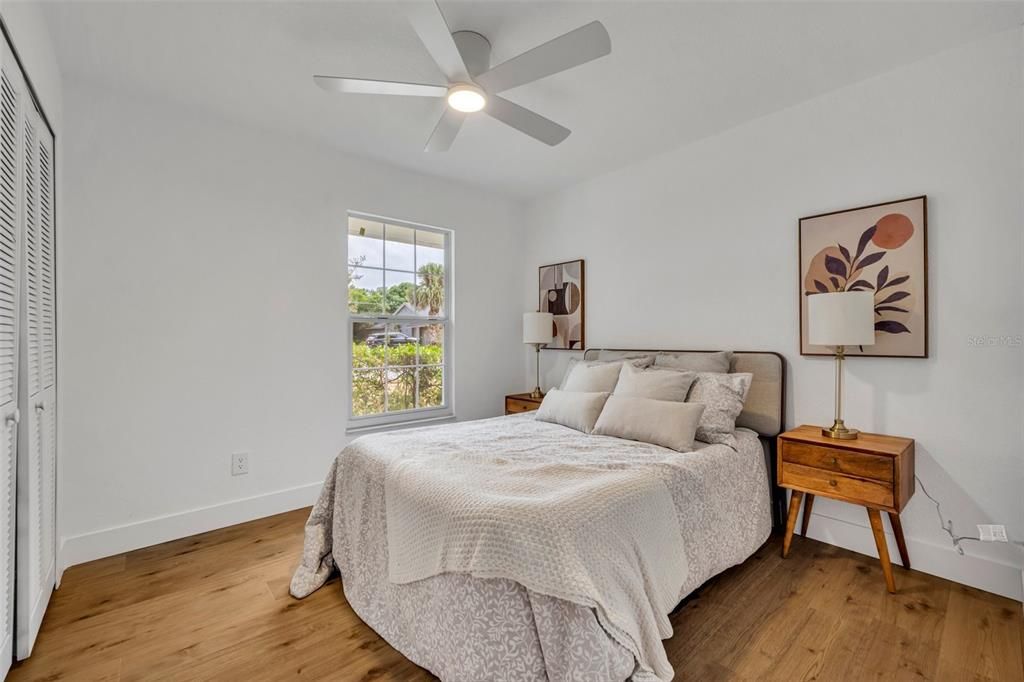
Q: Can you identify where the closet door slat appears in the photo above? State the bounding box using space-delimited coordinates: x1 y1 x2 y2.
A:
24 117 37 399
0 72 17 407
38 140 52 391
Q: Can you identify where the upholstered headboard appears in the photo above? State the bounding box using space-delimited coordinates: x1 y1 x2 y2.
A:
582 349 785 437
583 348 787 530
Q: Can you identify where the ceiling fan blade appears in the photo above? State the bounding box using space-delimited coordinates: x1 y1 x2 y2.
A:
408 0 471 83
485 96 570 146
475 21 611 94
425 107 466 152
314 76 447 97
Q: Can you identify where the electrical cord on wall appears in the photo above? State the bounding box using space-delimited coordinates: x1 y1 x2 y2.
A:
915 475 979 555
916 474 1024 554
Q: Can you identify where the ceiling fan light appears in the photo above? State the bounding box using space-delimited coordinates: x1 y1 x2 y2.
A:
447 84 486 113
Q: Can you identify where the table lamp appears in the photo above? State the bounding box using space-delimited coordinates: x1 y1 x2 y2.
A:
523 312 554 399
808 291 875 439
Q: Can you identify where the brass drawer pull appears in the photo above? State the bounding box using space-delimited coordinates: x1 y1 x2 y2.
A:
829 479 837 487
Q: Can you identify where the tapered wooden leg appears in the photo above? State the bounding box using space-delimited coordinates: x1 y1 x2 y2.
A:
889 512 910 569
867 508 896 593
782 490 804 558
801 494 815 536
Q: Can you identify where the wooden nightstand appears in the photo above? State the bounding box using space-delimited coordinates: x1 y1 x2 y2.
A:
778 425 915 593
505 393 543 415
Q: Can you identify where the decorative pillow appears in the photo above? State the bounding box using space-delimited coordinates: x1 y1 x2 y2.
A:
687 372 753 448
613 362 696 402
534 389 610 434
593 395 705 452
560 357 652 392
654 351 733 374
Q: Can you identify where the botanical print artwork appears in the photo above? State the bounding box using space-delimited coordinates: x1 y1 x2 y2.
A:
539 259 585 350
800 196 927 357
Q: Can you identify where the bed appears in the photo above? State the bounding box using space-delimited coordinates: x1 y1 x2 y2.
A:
291 349 786 682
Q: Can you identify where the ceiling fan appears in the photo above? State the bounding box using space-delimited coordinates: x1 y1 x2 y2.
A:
313 1 611 151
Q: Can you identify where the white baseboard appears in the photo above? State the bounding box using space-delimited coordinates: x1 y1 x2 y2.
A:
57 482 322 581
805 511 1023 602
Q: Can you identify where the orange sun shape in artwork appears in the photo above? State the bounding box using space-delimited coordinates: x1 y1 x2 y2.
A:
872 213 914 249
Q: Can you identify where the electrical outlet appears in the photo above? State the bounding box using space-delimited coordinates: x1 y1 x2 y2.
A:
232 452 249 476
978 524 1007 542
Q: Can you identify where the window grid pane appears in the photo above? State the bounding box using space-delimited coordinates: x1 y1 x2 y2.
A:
385 365 416 413
384 270 416 316
352 368 385 416
417 365 444 409
348 218 384 268
348 267 384 315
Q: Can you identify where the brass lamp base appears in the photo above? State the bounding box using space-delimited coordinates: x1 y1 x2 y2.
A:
822 347 860 439
529 343 546 401
822 419 859 440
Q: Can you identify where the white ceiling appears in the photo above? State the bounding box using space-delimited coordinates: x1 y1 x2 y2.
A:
41 1 1024 198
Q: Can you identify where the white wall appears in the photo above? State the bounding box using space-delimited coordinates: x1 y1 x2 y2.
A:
523 28 1024 600
57 81 525 570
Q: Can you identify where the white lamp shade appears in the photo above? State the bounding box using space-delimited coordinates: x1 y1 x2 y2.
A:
808 291 876 347
523 312 554 344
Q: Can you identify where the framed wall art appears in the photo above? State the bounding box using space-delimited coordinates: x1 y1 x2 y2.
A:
800 196 927 358
538 259 585 350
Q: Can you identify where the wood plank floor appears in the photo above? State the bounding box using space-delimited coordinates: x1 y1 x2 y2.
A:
9 508 1023 681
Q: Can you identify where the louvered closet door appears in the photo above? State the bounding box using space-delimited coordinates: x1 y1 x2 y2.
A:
0 40 23 679
15 95 54 661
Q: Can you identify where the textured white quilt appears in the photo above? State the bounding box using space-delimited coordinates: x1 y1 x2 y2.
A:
383 423 688 681
292 414 773 681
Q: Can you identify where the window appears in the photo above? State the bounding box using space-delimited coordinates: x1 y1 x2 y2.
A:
347 212 451 427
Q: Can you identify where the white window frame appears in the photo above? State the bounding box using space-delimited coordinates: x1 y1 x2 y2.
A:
346 210 453 431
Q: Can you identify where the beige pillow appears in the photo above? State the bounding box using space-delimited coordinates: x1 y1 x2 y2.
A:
653 351 733 374
593 395 705 452
613 362 696 402
687 372 753 448
534 389 610 434
560 357 651 392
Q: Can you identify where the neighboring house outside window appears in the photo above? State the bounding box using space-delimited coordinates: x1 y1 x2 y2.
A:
347 212 452 428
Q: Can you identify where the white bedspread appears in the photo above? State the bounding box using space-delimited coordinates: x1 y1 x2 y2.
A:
291 414 773 681
383 420 688 681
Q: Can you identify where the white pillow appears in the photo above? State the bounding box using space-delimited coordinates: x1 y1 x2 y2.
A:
534 389 610 434
560 358 640 393
593 395 705 452
613 362 696 402
561 356 654 391
687 372 753 448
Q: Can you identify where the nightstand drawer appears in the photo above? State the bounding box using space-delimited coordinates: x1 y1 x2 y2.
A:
505 397 541 414
782 441 893 482
781 462 894 508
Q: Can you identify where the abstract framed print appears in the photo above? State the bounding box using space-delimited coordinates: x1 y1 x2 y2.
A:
800 196 927 357
539 259 585 350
